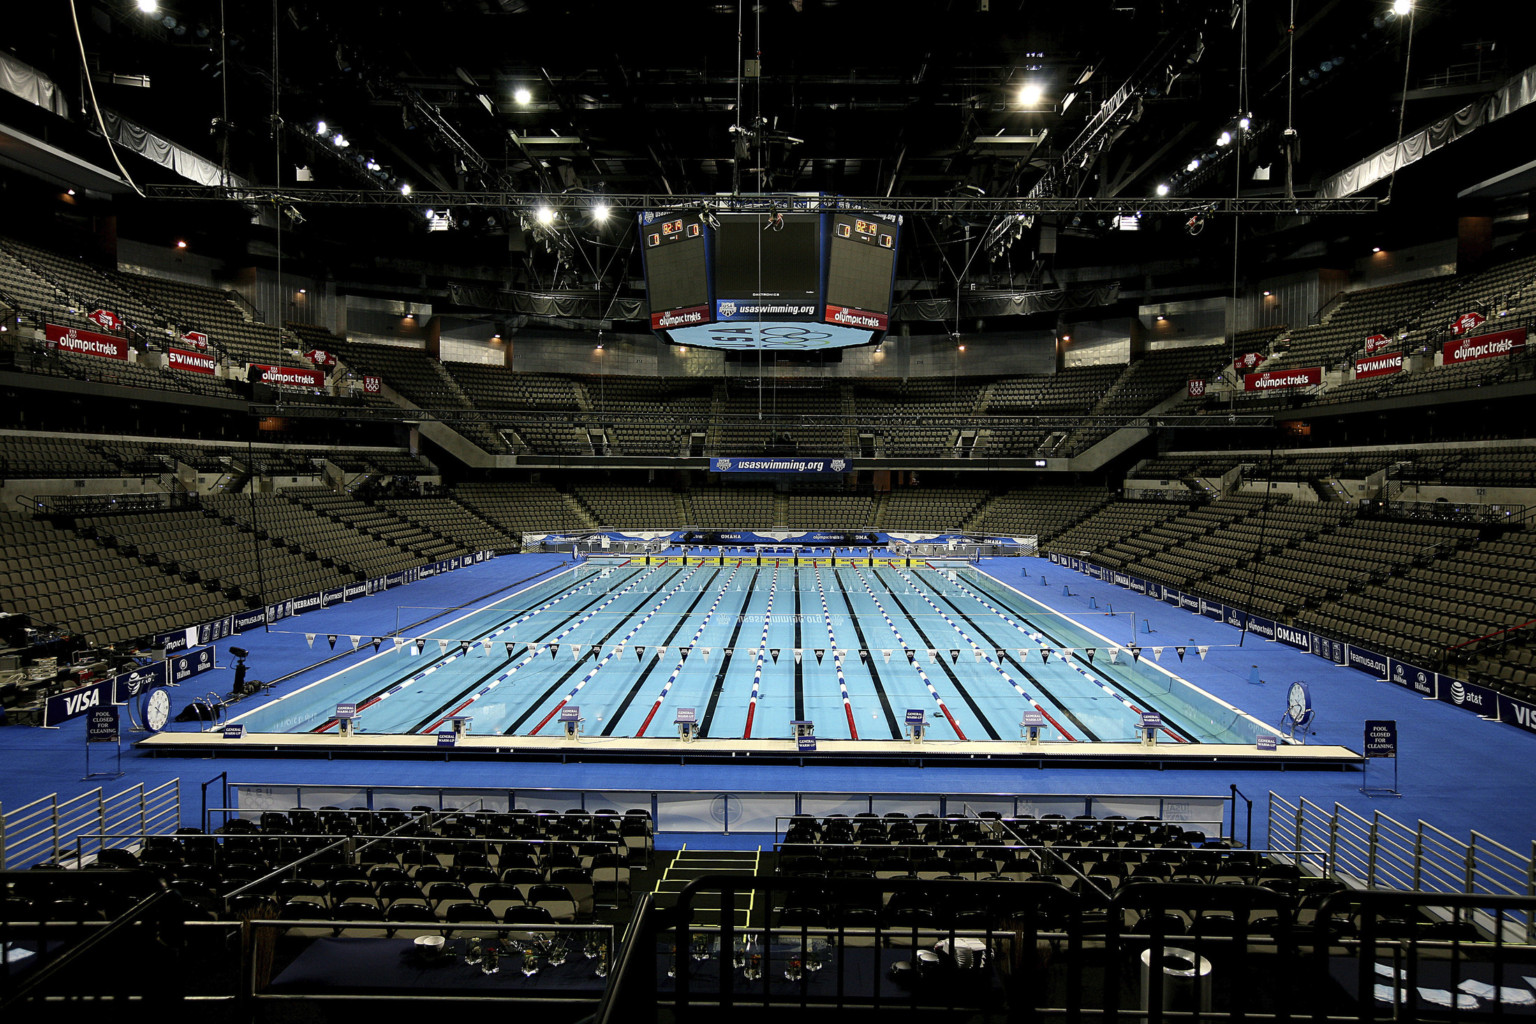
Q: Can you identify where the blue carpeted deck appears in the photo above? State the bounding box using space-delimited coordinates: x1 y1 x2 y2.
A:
2 554 1532 857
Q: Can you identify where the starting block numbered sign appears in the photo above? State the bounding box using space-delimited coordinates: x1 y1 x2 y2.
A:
559 706 583 740
1021 710 1046 745
674 707 698 742
904 709 926 744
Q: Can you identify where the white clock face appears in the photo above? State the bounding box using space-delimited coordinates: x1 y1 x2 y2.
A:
1288 682 1308 717
144 688 171 732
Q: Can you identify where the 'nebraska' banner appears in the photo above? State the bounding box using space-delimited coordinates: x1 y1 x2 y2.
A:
1354 353 1403 379
1244 366 1321 391
249 363 325 388
168 348 216 375
1443 327 1526 365
45 323 128 360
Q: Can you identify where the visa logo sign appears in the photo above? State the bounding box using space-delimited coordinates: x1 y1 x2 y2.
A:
65 689 102 715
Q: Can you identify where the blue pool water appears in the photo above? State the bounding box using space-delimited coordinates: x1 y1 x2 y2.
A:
232 560 1269 744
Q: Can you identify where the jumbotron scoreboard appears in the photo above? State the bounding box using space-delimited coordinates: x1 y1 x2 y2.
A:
641 207 901 351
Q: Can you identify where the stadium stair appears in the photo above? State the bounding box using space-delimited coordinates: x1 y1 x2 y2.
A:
651 847 761 927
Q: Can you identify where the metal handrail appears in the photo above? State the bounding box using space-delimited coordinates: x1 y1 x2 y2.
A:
1268 791 1535 901
0 779 180 869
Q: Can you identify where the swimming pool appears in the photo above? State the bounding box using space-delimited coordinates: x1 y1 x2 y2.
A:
232 558 1271 745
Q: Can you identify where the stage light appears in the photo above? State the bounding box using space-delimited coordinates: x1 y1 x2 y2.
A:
400 183 411 195
1187 158 1201 171
1018 83 1043 106
1239 115 1251 130
1156 315 1166 321
514 87 532 105
175 240 187 249
137 0 157 12
592 202 610 223
315 121 327 135
1392 0 1411 14
1217 131 1232 147
1156 183 1170 196
332 133 348 147
425 209 434 219
1372 246 1382 253
67 189 75 196
1263 290 1273 297
536 205 556 225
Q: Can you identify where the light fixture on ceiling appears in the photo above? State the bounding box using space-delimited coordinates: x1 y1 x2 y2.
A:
1392 0 1411 14
536 205 556 225
1156 183 1170 196
137 0 158 12
514 87 532 105
399 183 411 195
592 201 610 223
1018 83 1044 106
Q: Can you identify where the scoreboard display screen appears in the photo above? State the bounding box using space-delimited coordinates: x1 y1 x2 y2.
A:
641 210 710 330
825 212 899 332
713 213 821 302
641 204 899 351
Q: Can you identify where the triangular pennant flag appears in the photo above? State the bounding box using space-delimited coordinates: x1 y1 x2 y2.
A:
656 646 668 661
996 649 1006 664
1084 647 1096 664
949 649 960 664
793 649 802 665
928 649 938 664
571 643 581 661
905 648 915 663
460 641 471 656
635 645 645 661
372 638 383 653
1041 647 1053 663
814 648 825 665
438 639 449 654
770 648 781 664
415 639 426 655
1152 647 1164 662
1016 648 1028 660
393 637 405 652
725 647 734 658
882 649 892 664
680 647 690 661
973 649 982 662
1109 647 1120 664
327 634 337 651
482 639 493 655
1197 645 1209 660
349 635 361 650
550 643 560 657
859 649 869 664
505 642 515 659
1176 646 1187 662
702 647 712 661
305 633 316 649
1130 646 1142 663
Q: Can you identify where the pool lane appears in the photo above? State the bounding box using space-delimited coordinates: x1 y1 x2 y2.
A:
231 563 648 734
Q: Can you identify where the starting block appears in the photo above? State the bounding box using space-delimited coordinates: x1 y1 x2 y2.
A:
446 715 472 739
1022 711 1046 746
904 709 926 744
559 706 583 741
335 702 358 738
675 706 698 742
1140 712 1162 746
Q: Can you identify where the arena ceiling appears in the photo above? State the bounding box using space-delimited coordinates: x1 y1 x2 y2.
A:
7 0 1530 315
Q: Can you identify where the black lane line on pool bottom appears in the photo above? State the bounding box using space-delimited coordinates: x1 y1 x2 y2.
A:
793 574 805 721
880 585 1002 741
277 561 585 690
831 568 901 739
310 566 634 733
893 569 1102 742
600 570 721 735
399 570 656 734
967 571 1198 742
504 567 687 735
699 569 762 737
